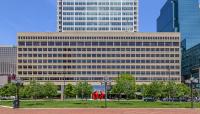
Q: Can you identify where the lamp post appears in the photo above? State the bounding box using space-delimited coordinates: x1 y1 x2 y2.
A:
63 71 66 101
102 76 110 108
185 77 198 108
105 79 108 108
12 78 23 108
61 67 66 101
168 68 171 100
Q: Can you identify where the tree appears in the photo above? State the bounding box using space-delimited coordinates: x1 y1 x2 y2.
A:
19 85 32 98
193 89 200 97
0 85 7 97
0 83 16 97
121 73 136 99
143 81 164 99
28 81 44 99
135 84 147 98
141 81 191 99
75 81 93 100
0 87 3 96
111 73 136 100
111 82 123 100
64 84 76 98
162 82 190 98
175 83 190 98
163 81 178 98
43 82 58 99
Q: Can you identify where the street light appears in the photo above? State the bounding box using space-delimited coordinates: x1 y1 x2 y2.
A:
185 77 198 108
102 76 111 108
168 68 171 100
61 65 67 101
12 78 23 108
64 75 66 100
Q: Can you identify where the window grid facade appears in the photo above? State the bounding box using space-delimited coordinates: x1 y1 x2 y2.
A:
182 43 200 82
157 0 200 49
17 32 181 85
0 46 17 75
57 0 139 32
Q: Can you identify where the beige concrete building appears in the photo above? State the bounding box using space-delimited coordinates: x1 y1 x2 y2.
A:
17 32 181 85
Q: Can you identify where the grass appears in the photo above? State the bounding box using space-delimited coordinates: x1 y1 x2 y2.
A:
0 100 200 108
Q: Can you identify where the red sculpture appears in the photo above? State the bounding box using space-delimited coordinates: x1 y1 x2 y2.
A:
92 91 105 100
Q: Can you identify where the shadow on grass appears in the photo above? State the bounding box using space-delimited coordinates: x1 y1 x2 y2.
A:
118 102 133 105
160 103 174 106
73 102 82 105
73 101 90 105
25 102 44 106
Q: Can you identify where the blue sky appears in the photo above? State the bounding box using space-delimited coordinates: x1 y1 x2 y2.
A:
0 0 166 45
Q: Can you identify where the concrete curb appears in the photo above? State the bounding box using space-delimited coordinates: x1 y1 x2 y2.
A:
21 108 200 110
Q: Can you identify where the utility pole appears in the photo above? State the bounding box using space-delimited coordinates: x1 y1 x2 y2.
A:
63 72 66 100
168 68 171 81
168 68 171 100
191 79 194 108
61 66 66 101
186 76 198 108
12 79 23 108
104 76 110 108
104 80 107 108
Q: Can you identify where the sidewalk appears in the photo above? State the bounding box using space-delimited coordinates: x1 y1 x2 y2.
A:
1 107 200 114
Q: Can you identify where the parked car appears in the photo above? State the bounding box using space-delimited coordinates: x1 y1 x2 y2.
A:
179 97 188 102
161 97 189 102
0 96 15 100
194 97 200 102
160 98 172 102
143 97 156 102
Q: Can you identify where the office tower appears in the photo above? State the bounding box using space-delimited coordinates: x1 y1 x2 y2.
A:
57 0 139 32
17 32 181 86
182 43 200 83
0 46 17 87
157 0 200 49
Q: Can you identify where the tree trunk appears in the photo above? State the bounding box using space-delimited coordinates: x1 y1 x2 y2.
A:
118 93 120 101
126 94 129 100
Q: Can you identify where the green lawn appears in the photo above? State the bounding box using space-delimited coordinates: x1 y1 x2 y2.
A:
0 100 200 108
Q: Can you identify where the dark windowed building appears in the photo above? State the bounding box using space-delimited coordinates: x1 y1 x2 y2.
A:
182 43 200 83
157 0 200 49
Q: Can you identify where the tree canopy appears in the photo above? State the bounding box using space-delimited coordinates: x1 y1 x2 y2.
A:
43 82 58 98
111 73 136 99
75 81 93 100
64 84 76 98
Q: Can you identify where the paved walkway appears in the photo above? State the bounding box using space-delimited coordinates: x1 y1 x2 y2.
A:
1 107 200 114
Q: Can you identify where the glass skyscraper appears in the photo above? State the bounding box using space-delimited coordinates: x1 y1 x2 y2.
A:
157 0 200 49
57 0 139 32
182 43 200 82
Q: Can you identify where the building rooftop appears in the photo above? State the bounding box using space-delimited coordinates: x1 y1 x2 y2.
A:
0 45 16 48
17 32 180 37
